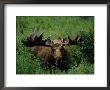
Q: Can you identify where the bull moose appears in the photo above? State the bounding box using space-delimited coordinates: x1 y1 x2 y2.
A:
21 32 83 70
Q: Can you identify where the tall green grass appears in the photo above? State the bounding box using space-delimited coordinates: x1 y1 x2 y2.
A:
16 16 94 74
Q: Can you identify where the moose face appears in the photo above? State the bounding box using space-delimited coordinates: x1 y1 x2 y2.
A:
52 44 63 66
51 37 68 67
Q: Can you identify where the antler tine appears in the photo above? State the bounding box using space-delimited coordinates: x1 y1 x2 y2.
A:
67 35 80 45
73 34 78 41
34 32 44 41
68 36 73 45
34 34 38 41
39 32 44 38
22 31 45 47
77 33 83 43
32 27 41 36
68 32 84 45
21 35 34 47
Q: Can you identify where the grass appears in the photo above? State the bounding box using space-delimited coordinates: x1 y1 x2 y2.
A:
16 16 94 74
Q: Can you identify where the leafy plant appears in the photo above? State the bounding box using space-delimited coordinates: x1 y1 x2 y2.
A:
16 16 94 74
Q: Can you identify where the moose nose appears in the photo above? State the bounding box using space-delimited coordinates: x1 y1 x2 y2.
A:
55 56 62 66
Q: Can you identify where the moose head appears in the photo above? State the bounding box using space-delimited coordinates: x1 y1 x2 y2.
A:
46 34 83 67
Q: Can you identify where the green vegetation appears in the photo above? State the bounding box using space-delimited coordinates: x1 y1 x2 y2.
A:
16 16 94 74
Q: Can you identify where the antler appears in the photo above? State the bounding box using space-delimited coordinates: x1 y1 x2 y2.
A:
67 33 83 45
22 31 83 47
22 32 46 47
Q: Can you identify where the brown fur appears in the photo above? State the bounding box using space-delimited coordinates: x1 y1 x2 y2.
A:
31 46 55 68
31 45 68 68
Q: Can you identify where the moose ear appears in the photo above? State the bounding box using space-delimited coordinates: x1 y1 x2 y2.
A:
45 39 54 46
62 37 69 44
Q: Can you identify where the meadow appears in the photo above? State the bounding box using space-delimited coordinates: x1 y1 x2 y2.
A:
16 16 94 74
